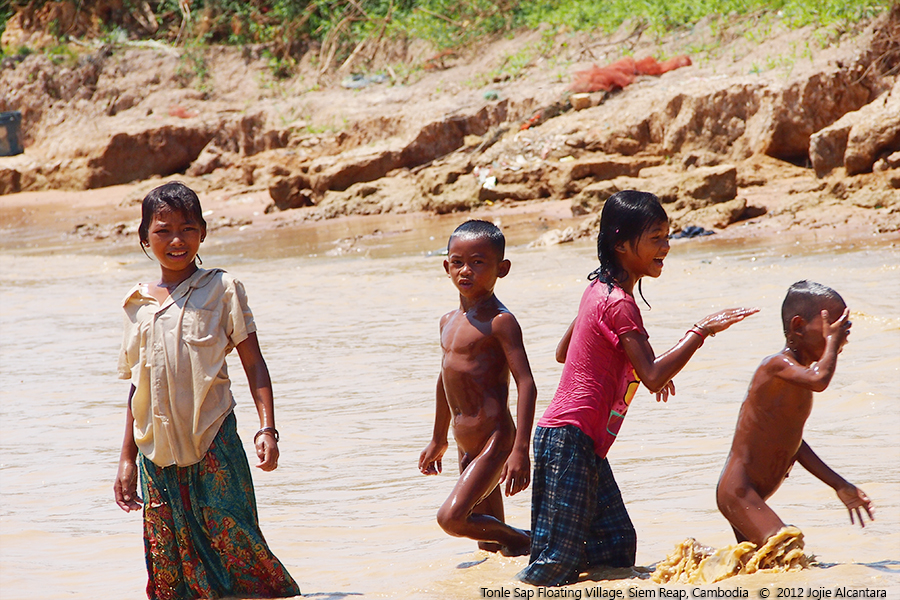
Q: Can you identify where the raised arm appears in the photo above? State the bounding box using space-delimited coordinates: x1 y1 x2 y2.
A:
496 312 538 496
114 385 142 512
419 372 451 475
619 307 758 393
773 308 851 392
796 440 874 527
236 332 280 472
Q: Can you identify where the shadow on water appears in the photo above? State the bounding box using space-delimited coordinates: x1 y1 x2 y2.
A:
577 566 652 583
863 560 900 573
815 560 900 573
457 556 490 569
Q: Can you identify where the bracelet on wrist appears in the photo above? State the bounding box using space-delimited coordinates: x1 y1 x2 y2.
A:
693 323 715 338
687 327 706 345
254 427 279 443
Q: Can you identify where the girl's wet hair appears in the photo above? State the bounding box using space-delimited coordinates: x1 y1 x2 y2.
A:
589 190 668 298
138 181 207 248
449 219 506 258
781 280 846 333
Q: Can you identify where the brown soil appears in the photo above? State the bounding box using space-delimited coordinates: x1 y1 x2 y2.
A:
2 5 899 253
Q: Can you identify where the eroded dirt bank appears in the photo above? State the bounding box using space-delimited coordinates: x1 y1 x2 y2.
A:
1 4 899 250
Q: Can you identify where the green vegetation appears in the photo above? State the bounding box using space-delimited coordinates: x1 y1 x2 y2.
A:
45 41 78 66
175 42 211 93
1 0 891 69
518 0 888 36
0 4 12 38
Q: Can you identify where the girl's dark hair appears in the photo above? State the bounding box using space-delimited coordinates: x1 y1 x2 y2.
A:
588 190 667 302
138 181 207 248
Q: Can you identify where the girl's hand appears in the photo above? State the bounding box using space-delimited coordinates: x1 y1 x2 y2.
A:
656 380 675 403
114 460 142 512
696 307 759 336
255 433 280 471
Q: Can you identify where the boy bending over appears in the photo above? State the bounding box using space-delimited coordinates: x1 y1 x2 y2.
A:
717 280 874 547
419 220 537 556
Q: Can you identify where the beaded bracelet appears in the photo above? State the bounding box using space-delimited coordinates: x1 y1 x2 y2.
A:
254 427 280 443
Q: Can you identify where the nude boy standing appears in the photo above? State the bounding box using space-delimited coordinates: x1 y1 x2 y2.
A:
419 220 536 556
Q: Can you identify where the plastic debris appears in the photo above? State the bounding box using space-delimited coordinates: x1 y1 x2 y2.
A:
671 225 715 239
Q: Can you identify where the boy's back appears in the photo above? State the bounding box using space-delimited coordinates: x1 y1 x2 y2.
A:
726 352 816 499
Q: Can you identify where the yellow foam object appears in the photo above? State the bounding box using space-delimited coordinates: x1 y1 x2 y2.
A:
651 526 809 584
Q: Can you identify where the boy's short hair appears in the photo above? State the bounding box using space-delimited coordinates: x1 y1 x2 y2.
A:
781 280 846 333
449 220 506 258
139 181 207 245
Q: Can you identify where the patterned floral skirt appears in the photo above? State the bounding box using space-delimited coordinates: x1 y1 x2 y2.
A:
138 412 301 600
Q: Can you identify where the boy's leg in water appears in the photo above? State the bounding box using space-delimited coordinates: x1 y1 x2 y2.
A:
436 432 529 552
473 484 505 552
730 525 749 544
716 467 785 546
517 425 597 587
584 456 636 569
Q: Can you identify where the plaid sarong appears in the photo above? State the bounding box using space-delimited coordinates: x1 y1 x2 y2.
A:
516 425 636 586
139 412 301 600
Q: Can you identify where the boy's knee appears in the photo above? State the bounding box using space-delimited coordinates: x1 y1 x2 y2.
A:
716 484 755 531
436 505 466 537
716 483 745 511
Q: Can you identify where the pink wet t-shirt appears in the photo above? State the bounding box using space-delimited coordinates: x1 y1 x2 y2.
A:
538 280 646 458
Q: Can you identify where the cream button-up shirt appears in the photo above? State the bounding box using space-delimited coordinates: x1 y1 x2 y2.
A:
118 268 256 467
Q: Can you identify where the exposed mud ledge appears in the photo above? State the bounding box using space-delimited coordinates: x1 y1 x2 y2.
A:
1 5 899 243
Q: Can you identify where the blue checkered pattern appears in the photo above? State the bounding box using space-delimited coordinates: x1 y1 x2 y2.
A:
516 425 636 587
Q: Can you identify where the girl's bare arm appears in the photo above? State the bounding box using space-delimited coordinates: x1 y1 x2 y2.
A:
620 307 758 393
236 332 280 471
114 385 142 512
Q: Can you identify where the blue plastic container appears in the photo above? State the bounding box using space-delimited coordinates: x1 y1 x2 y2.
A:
0 111 24 156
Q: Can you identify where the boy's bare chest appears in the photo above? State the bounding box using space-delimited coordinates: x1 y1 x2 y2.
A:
441 317 498 358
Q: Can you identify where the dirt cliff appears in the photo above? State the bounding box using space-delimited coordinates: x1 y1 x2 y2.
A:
1 4 899 245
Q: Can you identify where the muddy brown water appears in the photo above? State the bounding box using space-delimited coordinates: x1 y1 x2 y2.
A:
1 213 898 598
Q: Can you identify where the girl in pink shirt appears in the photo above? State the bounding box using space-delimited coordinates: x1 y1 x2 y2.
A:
517 190 757 586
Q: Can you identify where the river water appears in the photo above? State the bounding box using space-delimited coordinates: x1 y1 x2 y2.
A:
1 212 898 599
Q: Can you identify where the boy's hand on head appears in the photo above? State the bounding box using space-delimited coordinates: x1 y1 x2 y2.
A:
419 440 448 475
824 308 852 347
501 449 531 496
837 484 874 527
255 436 279 472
